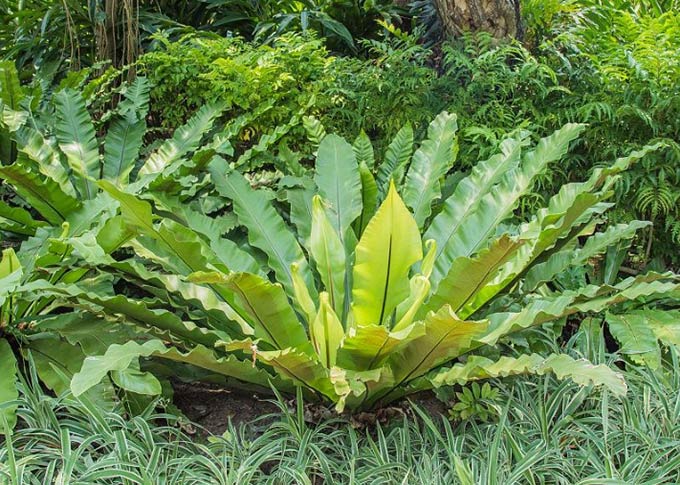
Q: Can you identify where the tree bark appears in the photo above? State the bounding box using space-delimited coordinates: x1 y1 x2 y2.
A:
434 0 522 39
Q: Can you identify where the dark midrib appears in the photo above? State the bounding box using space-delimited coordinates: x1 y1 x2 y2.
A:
378 234 393 325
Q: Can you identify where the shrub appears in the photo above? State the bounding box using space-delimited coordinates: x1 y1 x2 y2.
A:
19 113 676 414
136 32 442 157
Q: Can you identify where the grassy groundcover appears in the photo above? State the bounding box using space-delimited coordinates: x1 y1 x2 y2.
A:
1 345 680 484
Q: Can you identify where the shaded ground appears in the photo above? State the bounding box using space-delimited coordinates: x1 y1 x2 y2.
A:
172 380 448 436
172 381 280 435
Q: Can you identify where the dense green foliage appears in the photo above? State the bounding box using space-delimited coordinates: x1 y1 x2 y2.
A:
89 7 679 263
1 72 678 419
136 32 439 155
0 0 403 80
1 0 679 468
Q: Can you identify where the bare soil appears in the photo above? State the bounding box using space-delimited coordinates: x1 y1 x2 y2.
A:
172 381 448 437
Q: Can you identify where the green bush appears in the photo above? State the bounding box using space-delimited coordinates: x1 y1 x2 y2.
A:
140 34 333 133
137 32 441 156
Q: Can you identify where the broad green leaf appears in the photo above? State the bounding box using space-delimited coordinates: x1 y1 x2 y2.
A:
352 182 423 326
111 367 163 396
389 306 488 383
428 353 626 396
366 307 488 406
314 134 362 243
67 231 114 265
336 323 423 371
71 340 168 397
114 260 253 337
0 200 47 235
66 192 119 236
0 61 23 110
0 61 24 164
23 280 223 348
353 130 375 169
28 335 116 411
158 343 290 391
310 196 346 315
480 273 680 346
523 221 650 292
36 312 136 355
402 112 458 227
73 341 278 397
0 248 22 309
376 123 413 197
54 89 100 199
292 262 316 324
606 312 661 369
221 272 309 351
103 115 146 184
428 124 585 290
0 338 18 434
354 161 378 237
100 181 208 274
490 166 628 297
15 127 75 196
152 195 260 274
257 348 338 400
117 77 150 118
644 309 680 347
302 115 326 147
96 215 136 253
284 176 316 244
101 183 257 332
209 162 315 300
103 73 149 184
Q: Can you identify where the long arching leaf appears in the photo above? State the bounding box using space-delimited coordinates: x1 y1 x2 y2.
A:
424 137 523 287
310 196 346 315
426 124 585 292
402 112 458 227
427 353 626 395
0 201 47 235
71 340 287 397
103 115 146 184
103 77 150 183
0 338 18 434
136 102 224 186
314 134 362 244
0 61 24 164
222 272 309 351
54 89 100 198
209 160 315 301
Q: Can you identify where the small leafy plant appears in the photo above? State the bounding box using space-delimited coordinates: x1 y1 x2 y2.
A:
447 382 500 422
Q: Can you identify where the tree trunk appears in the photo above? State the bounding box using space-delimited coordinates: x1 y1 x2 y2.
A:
434 0 522 39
